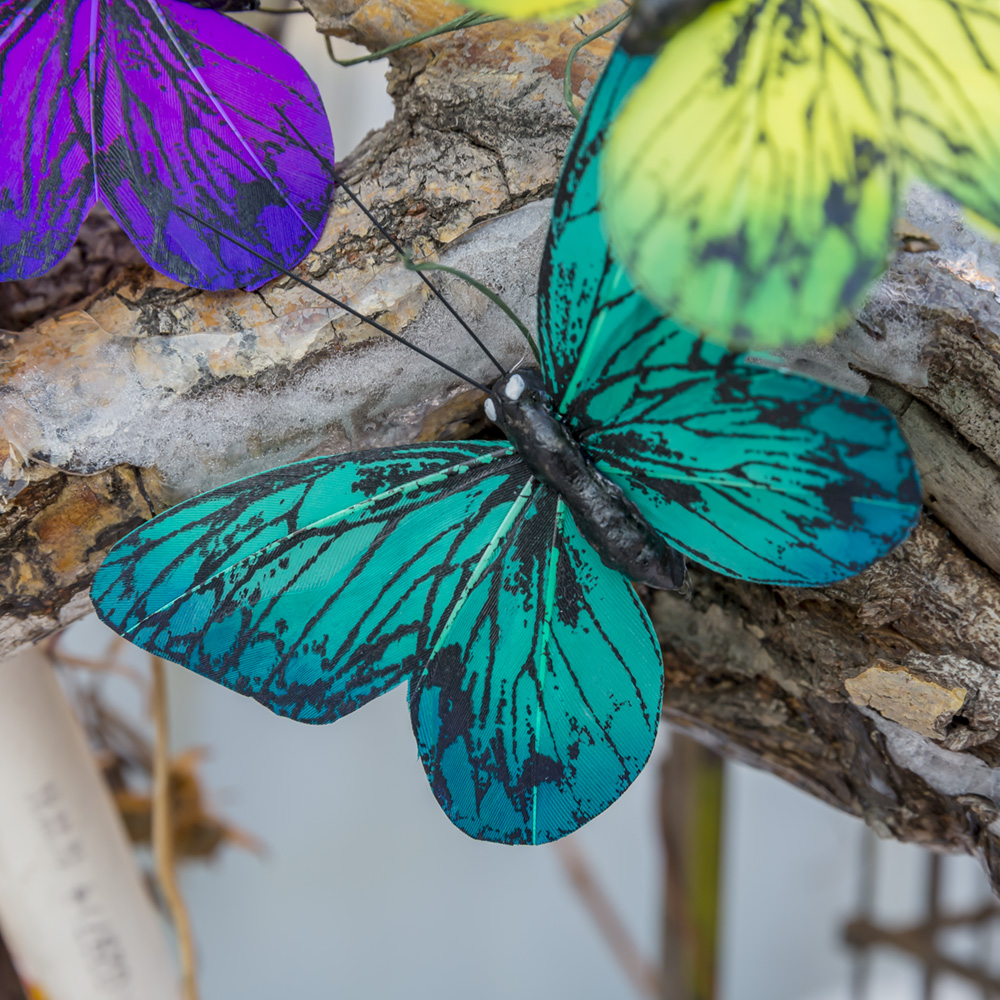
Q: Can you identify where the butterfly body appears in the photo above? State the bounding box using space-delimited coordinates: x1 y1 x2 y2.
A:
487 369 687 590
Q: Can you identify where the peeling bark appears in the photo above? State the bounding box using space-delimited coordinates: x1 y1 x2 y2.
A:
3 0 1000 889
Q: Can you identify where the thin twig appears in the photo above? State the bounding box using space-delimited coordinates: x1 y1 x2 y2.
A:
48 646 150 693
151 657 200 1000
323 12 503 66
659 734 725 1000
556 839 662 999
850 827 878 1000
563 7 632 120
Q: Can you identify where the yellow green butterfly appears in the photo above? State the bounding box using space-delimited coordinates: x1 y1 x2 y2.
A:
601 0 1000 348
459 0 1000 348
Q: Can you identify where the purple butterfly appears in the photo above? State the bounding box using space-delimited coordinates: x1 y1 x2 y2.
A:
0 0 334 290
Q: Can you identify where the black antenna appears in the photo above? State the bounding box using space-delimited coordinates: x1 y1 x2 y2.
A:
333 171 506 375
178 208 491 394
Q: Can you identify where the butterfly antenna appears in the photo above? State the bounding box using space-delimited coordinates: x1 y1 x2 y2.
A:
333 172 506 375
176 208 490 394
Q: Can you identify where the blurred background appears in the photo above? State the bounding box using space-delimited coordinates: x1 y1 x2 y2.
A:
52 610 1000 1000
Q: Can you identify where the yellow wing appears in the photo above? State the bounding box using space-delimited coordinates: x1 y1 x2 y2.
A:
601 0 900 348
873 0 1000 230
453 0 596 18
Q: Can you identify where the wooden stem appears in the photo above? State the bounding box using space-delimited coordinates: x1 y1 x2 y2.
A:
151 658 199 1000
659 734 724 1000
555 839 662 998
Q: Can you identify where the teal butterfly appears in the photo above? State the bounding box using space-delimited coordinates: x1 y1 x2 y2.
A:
91 46 921 845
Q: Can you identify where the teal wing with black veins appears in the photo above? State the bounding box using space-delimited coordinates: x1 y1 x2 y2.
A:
538 43 921 586
409 485 663 844
91 442 528 723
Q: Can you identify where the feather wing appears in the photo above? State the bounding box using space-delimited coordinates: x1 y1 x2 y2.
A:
0 0 333 287
538 44 659 408
601 0 898 348
453 0 594 18
94 0 334 289
0 0 95 280
410 484 663 844
579 333 922 584
92 442 529 723
541 40 920 585
870 0 1000 229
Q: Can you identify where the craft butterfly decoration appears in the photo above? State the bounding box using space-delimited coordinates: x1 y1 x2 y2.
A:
0 0 333 289
459 0 1000 350
459 0 594 20
601 0 1000 348
91 46 921 845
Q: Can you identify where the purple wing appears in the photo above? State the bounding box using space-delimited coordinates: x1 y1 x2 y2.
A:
0 0 95 281
94 0 334 289
0 0 334 288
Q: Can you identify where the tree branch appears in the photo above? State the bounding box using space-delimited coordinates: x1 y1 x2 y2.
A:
4 1 1000 890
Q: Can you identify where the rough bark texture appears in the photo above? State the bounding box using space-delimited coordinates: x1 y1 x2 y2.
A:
3 0 1000 889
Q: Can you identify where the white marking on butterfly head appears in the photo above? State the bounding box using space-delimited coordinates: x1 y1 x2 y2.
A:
484 398 497 422
504 373 525 401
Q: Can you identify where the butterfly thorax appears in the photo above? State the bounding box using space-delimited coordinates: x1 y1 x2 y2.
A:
486 370 685 591
623 0 725 53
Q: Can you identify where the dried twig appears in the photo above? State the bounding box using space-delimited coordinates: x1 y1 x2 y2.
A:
555 839 662 998
0 927 25 1000
48 634 149 692
151 656 199 1000
659 735 725 1000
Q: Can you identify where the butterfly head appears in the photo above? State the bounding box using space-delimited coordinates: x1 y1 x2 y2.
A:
622 0 725 54
483 369 550 432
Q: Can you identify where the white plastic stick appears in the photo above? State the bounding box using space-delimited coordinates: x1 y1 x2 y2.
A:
0 647 182 1000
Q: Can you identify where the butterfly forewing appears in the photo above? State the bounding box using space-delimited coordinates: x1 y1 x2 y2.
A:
601 0 898 347
410 486 663 845
538 45 662 409
0 0 95 280
880 0 1000 229
95 0 333 289
93 443 532 723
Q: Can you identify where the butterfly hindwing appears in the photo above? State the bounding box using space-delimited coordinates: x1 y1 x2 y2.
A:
410 485 663 844
0 0 95 280
92 442 530 723
601 0 898 348
95 0 333 289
